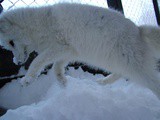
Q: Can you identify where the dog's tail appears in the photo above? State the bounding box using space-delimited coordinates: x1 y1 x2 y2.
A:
139 25 160 56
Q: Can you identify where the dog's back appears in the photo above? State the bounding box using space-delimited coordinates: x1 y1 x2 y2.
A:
53 4 160 99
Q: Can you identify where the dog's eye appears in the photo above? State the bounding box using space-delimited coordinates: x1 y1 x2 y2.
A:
9 40 15 47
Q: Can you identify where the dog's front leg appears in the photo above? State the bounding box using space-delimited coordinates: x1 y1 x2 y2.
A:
20 43 77 87
20 48 53 86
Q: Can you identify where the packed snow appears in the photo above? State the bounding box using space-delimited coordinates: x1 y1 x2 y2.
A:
0 67 160 120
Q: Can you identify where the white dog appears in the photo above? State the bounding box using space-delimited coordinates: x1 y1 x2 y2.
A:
0 3 160 99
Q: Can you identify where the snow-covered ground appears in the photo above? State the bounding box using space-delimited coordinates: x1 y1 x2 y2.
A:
0 67 160 120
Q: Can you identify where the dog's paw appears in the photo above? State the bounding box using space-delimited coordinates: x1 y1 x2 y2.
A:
20 75 37 87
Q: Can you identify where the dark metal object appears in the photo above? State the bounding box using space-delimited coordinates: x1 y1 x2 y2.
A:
0 4 3 13
0 0 4 3
0 0 3 13
107 0 124 13
152 0 160 25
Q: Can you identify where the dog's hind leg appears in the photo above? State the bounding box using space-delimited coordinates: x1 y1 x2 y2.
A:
50 44 78 87
121 60 160 100
53 60 68 86
96 73 121 85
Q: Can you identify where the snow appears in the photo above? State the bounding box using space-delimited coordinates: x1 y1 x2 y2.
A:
0 67 160 120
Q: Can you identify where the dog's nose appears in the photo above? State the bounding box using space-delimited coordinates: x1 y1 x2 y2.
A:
18 62 23 66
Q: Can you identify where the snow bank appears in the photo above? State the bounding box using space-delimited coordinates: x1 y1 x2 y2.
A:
0 68 160 120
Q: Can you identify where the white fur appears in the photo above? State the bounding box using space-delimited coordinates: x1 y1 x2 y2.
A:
0 3 160 99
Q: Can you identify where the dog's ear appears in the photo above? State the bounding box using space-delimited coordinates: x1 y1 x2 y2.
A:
0 16 14 33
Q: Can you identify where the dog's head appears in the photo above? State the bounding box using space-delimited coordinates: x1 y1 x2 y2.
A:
0 11 32 65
